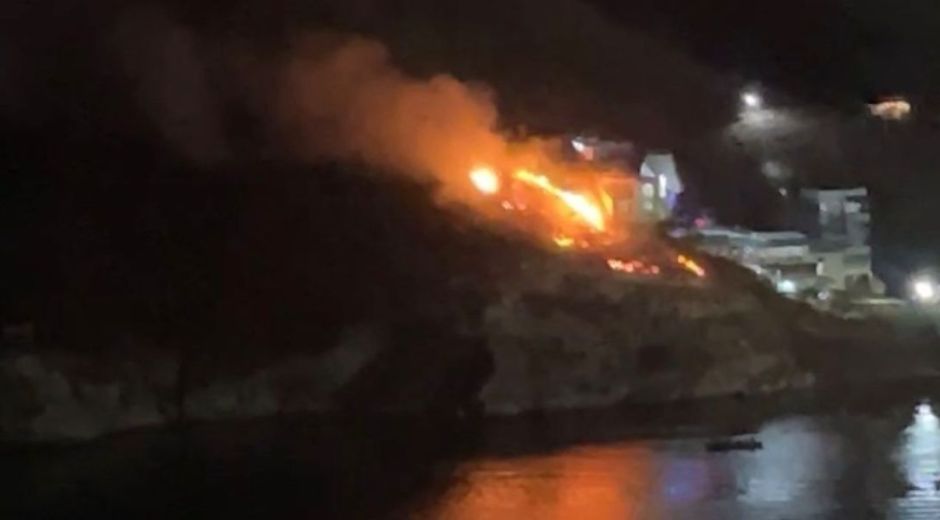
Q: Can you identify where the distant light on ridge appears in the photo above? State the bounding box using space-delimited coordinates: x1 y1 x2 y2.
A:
869 97 911 120
742 91 762 110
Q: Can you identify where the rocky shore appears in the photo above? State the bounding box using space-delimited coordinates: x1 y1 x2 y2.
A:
4 253 935 443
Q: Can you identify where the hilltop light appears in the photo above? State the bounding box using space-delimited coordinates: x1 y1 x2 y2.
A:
742 90 763 110
869 98 911 121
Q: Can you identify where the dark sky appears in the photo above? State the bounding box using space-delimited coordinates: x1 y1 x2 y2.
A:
591 0 940 111
6 0 939 139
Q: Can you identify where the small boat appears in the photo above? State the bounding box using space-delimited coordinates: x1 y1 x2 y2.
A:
705 438 763 452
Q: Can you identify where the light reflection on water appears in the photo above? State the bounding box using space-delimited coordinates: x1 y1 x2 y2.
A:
417 446 658 519
417 405 940 520
892 402 940 518
10 399 940 519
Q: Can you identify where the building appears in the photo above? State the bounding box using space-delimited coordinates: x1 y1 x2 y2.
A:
798 187 881 293
570 136 637 164
638 152 684 222
692 227 820 294
569 137 684 223
813 242 879 292
687 186 883 297
799 187 871 246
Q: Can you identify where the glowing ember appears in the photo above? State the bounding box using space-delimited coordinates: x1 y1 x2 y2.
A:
469 166 501 195
607 258 661 276
553 235 575 248
513 169 606 232
677 254 706 278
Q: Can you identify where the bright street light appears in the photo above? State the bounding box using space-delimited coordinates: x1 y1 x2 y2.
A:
742 90 762 110
911 276 937 303
777 279 797 294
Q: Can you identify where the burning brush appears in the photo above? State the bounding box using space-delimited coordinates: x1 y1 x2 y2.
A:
467 165 707 281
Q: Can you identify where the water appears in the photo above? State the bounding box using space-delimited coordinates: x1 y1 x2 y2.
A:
415 416 903 519
7 392 940 519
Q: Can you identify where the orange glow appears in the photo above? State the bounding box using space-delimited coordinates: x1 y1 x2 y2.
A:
514 169 606 232
600 188 614 216
677 254 706 278
869 98 911 120
607 258 661 276
469 166 501 195
417 444 657 519
554 235 576 248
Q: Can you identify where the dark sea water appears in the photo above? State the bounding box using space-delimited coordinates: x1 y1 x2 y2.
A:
7 387 940 519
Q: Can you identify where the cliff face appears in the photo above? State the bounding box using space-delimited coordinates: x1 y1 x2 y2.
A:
1 257 825 443
0 325 386 442
478 259 812 413
0 350 178 442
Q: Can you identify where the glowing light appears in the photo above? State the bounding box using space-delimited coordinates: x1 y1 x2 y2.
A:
742 91 762 109
869 98 911 121
898 401 940 503
469 166 500 195
607 258 661 276
777 279 797 294
554 235 575 248
677 255 706 278
914 402 939 431
911 276 937 302
514 169 606 232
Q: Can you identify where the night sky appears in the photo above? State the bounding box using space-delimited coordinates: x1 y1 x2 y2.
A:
592 0 940 109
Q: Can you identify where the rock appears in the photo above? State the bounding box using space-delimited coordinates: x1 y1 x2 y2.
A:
8 254 930 443
0 351 177 442
478 263 808 413
0 324 389 442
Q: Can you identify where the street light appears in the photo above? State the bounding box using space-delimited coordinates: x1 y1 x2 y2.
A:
742 90 763 110
911 276 937 303
777 279 797 294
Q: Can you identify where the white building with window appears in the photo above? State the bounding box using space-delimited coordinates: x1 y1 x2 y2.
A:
638 152 684 222
569 136 684 224
692 228 821 294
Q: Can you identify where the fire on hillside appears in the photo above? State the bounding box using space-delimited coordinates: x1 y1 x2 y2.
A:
467 164 706 281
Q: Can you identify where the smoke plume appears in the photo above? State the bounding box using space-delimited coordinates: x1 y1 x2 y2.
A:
275 33 528 200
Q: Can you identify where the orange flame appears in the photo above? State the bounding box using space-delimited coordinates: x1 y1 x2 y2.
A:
607 258 661 276
469 166 500 195
553 235 575 248
677 254 706 278
513 169 606 232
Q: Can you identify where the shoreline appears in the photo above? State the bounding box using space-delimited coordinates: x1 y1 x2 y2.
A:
6 372 940 453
